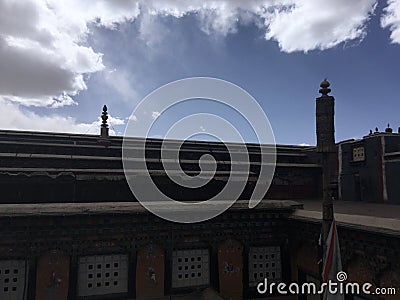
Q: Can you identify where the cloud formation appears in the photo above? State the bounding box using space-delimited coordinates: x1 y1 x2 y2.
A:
0 98 124 135
381 0 400 44
0 0 104 107
0 0 383 109
262 0 377 52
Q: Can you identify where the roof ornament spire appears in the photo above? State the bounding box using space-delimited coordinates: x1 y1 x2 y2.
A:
319 78 331 96
385 123 393 133
101 105 109 129
100 105 109 139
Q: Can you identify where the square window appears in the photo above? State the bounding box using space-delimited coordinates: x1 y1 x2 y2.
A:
249 247 281 287
78 255 128 297
0 260 25 296
172 249 209 288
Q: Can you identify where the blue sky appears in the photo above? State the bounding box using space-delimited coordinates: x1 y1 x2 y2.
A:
0 0 399 145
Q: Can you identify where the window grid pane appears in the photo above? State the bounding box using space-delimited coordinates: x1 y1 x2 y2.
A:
77 254 128 296
172 249 209 288
248 246 281 287
353 147 365 161
0 260 26 300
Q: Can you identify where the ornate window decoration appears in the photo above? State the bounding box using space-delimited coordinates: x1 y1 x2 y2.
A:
248 246 281 287
172 249 209 288
77 254 128 297
0 260 26 300
353 147 365 162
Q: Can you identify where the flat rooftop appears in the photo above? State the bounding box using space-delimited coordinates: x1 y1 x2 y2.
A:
293 199 400 236
0 200 302 217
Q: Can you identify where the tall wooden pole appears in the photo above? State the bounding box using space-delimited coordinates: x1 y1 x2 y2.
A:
316 80 336 243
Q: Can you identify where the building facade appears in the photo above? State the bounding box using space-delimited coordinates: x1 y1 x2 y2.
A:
338 130 400 204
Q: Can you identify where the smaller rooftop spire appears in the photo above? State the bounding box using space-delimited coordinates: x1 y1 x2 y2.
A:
385 123 393 133
101 105 108 129
319 78 331 96
100 105 109 139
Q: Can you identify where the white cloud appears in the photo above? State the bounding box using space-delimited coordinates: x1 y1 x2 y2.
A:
0 0 382 114
0 98 124 135
137 0 378 52
129 115 138 122
262 0 377 52
151 111 161 119
299 143 310 146
0 0 105 108
381 0 400 44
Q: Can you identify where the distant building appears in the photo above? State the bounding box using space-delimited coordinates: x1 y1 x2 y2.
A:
338 127 400 204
